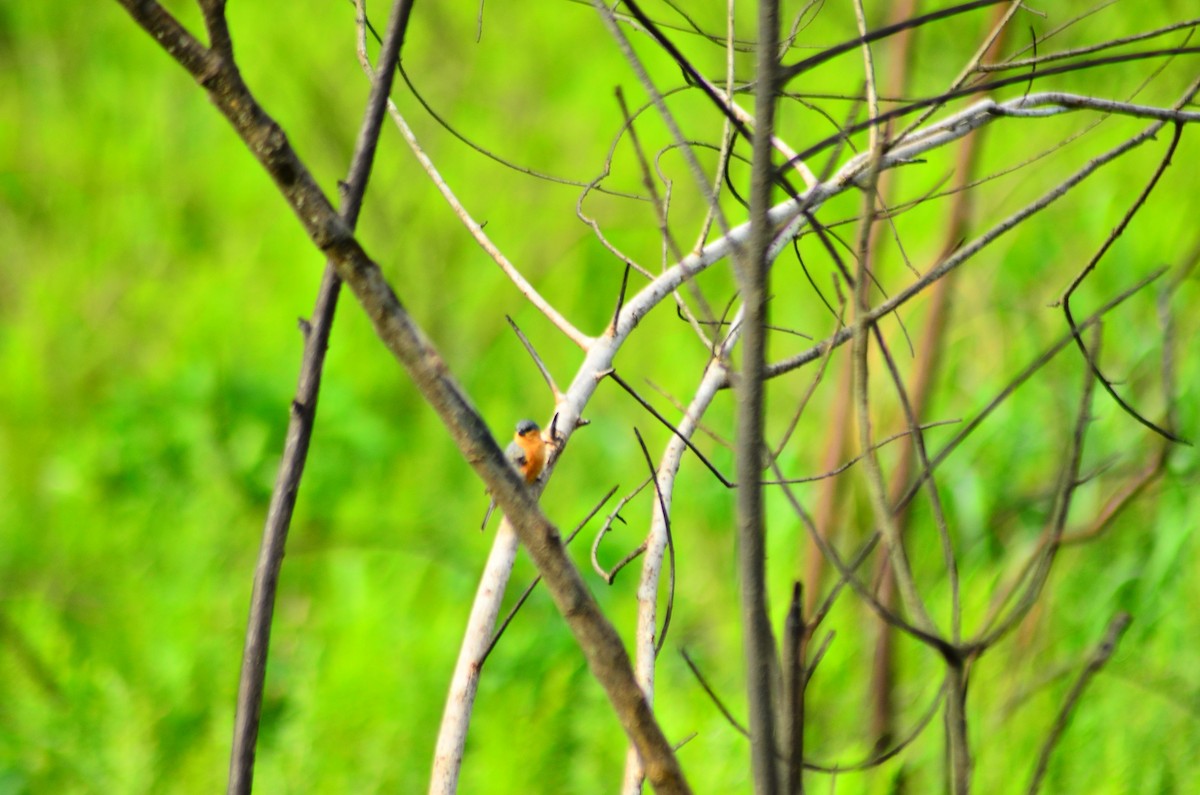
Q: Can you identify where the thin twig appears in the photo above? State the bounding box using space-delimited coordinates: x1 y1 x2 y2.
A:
483 485 620 662
592 477 651 584
378 101 591 349
781 49 1200 173
1059 111 1193 443
607 369 733 487
979 17 1200 71
771 453 956 656
848 0 938 641
681 648 751 738
804 678 948 773
621 346 739 793
782 583 805 795
972 324 1100 652
807 535 881 632
614 86 721 346
780 0 1009 83
590 0 733 241
893 0 1023 141
1026 613 1133 794
892 269 1167 517
505 315 563 401
764 422 959 486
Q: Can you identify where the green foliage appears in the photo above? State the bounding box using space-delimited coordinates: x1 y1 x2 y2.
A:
2 1 1198 793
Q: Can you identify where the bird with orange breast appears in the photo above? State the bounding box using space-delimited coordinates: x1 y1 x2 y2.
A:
481 419 547 530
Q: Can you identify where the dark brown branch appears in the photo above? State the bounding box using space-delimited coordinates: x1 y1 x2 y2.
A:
198 0 232 56
228 2 413 792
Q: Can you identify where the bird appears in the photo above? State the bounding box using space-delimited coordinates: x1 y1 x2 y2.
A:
481 419 547 530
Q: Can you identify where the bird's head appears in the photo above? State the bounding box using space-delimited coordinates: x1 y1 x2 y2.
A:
515 419 540 438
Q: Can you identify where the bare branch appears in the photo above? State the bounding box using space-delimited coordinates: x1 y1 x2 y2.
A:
782 50 1200 171
780 0 1010 83
738 1 784 790
894 0 1024 139
198 0 232 57
607 369 733 488
590 476 651 585
375 96 592 350
973 324 1100 652
483 485 619 662
893 269 1167 517
229 2 413 792
1026 613 1133 794
621 351 730 792
380 53 643 198
979 17 1200 71
682 648 750 738
1060 107 1194 443
505 315 564 401
804 677 947 773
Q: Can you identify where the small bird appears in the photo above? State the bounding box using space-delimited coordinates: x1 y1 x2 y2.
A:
481 419 547 530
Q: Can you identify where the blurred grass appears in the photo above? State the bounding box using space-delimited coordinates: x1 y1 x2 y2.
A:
1 1 1198 793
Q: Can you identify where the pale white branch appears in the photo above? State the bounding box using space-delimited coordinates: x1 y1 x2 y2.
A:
369 86 592 349
429 525 521 795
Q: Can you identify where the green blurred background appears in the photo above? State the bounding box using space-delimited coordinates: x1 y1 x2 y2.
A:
1 1 1198 792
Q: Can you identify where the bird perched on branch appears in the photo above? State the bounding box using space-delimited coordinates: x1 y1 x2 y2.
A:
481 419 547 530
